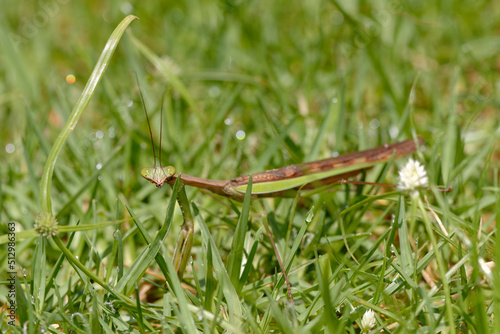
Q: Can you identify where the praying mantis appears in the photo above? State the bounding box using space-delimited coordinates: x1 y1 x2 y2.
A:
138 92 422 282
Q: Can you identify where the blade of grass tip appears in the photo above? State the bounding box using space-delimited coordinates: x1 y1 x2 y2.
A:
119 194 173 286
417 198 456 334
0 17 38 101
367 45 401 113
134 282 146 334
335 80 347 150
227 176 252 290
90 292 101 333
118 194 153 243
238 229 263 288
396 197 413 272
308 82 342 161
274 206 316 304
117 226 124 282
45 228 77 295
51 236 132 306
16 277 31 328
441 67 460 185
253 118 296 173
21 138 39 204
40 15 138 214
373 198 402 304
279 203 315 288
32 237 46 314
494 170 500 332
203 241 216 312
314 251 340 331
470 246 489 332
263 290 295 333
190 259 204 305
408 74 422 141
347 228 391 283
285 188 301 247
259 211 293 302
115 177 180 294
56 145 123 220
104 200 121 284
192 202 243 323
161 252 198 333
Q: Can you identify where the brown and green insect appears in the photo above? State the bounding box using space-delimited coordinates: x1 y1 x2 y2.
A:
138 86 421 282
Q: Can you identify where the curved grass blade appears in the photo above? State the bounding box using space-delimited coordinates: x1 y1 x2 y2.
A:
227 176 252 290
40 15 138 214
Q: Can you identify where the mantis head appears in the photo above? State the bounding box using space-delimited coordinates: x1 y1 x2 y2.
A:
141 166 176 188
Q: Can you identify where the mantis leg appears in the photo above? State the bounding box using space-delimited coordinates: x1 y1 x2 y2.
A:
171 184 194 280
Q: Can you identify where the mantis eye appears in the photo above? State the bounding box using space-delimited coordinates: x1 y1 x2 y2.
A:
163 166 176 177
140 168 153 179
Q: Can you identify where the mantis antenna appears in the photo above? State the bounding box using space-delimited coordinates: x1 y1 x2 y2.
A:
135 73 158 168
159 95 164 168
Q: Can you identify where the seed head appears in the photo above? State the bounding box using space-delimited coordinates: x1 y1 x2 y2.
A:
35 212 58 237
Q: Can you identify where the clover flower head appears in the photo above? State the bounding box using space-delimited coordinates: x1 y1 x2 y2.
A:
398 158 428 198
360 309 377 333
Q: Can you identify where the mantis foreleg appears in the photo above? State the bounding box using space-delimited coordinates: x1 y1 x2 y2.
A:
171 183 194 279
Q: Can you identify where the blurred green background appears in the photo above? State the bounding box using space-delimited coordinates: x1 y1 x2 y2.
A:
2 0 498 224
1 0 499 331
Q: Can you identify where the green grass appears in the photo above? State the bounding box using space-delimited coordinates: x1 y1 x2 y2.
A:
1 1 499 333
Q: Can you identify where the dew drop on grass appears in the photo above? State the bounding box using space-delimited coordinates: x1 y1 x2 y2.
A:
224 118 233 126
5 143 15 153
98 176 102 181
96 130 104 139
389 126 399 138
113 230 120 239
332 97 338 103
96 163 103 170
236 130 246 141
305 206 315 223
108 127 115 138
332 151 339 157
369 119 380 129
209 85 221 97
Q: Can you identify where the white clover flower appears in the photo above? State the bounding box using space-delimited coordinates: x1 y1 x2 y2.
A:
360 309 377 333
398 158 428 198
